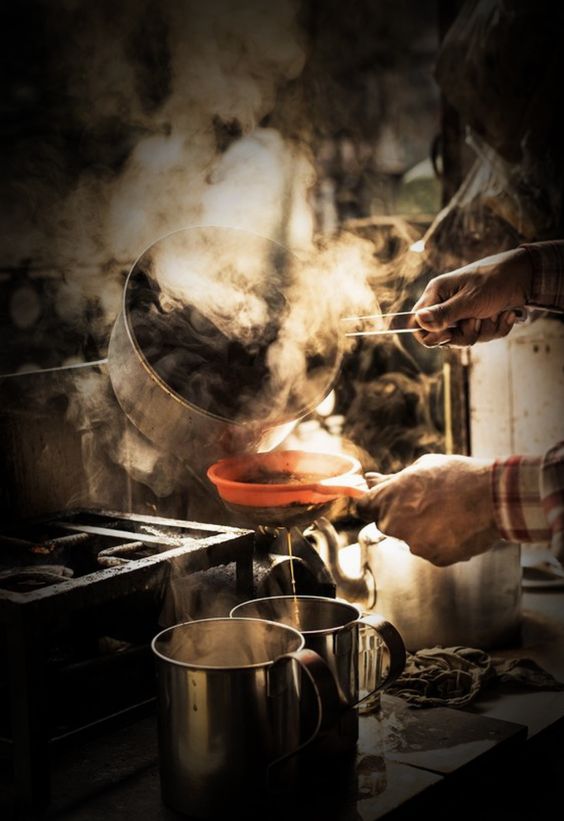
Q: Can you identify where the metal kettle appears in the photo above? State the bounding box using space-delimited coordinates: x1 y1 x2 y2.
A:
310 519 523 651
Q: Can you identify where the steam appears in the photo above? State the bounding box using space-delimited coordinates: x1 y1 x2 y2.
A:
8 0 384 361
6 0 391 501
106 0 306 274
160 559 250 628
8 1 310 330
155 617 301 668
132 223 381 423
262 235 383 414
65 369 189 501
201 129 316 248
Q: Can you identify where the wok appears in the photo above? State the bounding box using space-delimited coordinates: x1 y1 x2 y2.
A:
207 450 367 528
107 226 343 478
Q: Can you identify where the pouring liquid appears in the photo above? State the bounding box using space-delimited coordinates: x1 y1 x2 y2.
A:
285 528 301 630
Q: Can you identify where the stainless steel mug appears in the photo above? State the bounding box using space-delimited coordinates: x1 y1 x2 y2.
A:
230 596 406 753
151 616 340 819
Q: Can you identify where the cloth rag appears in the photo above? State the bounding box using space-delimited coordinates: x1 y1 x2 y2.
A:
385 646 564 708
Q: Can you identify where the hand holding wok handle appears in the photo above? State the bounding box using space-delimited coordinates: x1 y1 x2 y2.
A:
355 614 406 708
266 647 344 785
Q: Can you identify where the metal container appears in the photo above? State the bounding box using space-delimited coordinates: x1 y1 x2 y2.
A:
357 523 522 651
151 617 340 819
108 227 342 477
108 307 298 475
230 596 406 753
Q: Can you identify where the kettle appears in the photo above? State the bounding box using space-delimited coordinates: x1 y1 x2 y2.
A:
310 519 523 651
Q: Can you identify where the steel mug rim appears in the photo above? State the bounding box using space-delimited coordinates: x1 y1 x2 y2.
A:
230 594 362 636
151 616 305 671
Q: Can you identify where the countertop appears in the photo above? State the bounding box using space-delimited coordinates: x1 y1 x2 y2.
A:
6 586 564 821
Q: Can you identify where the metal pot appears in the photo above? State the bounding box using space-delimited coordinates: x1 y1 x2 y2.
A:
108 227 341 477
314 519 522 651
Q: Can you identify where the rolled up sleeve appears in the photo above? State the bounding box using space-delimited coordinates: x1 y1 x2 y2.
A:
520 240 564 310
540 442 564 562
492 455 550 543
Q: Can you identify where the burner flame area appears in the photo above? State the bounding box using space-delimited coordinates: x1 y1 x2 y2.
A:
0 564 73 593
0 509 254 597
0 508 259 812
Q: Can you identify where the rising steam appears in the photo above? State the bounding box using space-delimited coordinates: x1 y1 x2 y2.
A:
6 0 387 501
129 224 381 424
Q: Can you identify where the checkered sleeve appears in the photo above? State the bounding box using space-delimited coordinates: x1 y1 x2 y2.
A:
540 442 564 562
520 240 564 310
491 455 550 543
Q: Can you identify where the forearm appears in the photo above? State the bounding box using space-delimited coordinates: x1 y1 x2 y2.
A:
520 240 564 311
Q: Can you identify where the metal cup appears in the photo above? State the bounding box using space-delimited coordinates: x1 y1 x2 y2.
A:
229 596 406 755
151 616 340 819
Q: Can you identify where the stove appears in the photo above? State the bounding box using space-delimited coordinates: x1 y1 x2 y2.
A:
0 311 340 815
0 508 335 813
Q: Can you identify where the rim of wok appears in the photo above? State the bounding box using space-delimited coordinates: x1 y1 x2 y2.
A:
122 225 344 427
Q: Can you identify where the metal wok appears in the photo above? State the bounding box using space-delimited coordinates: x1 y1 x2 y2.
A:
107 226 343 477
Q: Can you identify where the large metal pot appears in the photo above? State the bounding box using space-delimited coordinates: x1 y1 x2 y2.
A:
314 519 522 651
108 226 341 478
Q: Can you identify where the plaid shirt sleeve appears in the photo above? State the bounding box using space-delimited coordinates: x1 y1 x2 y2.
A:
492 443 564 562
520 240 564 310
491 241 564 559
540 442 564 561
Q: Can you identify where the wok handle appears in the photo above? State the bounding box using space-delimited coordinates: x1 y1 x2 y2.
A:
309 473 368 499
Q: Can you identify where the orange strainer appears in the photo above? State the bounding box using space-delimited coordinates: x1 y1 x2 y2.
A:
207 450 367 528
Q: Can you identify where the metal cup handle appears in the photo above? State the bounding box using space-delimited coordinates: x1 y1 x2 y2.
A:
355 613 406 708
266 647 343 780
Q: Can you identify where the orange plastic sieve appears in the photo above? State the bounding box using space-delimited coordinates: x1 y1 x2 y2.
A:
207 450 367 516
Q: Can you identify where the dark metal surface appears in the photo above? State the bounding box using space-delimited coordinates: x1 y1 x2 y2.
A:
0 508 256 814
0 695 532 821
0 509 254 608
0 508 337 813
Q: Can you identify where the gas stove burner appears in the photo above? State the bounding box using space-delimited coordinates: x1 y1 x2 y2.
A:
96 541 157 567
0 564 73 592
0 507 337 812
0 509 251 590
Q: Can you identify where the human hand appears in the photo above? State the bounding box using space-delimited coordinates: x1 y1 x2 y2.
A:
411 247 533 346
355 454 500 566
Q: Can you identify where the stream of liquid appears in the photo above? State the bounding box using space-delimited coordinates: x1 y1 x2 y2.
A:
285 528 297 597
285 528 302 630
